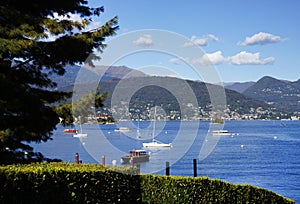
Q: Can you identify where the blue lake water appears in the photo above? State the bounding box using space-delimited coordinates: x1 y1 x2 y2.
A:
31 120 300 202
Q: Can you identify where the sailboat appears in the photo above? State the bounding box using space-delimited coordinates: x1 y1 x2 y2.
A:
142 107 172 148
73 117 87 138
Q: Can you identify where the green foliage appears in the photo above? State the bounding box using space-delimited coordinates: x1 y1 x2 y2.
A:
54 103 74 126
55 89 107 125
140 175 295 204
0 163 294 204
72 89 107 119
0 163 140 203
0 0 118 164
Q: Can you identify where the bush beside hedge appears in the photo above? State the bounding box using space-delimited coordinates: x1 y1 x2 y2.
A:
0 163 295 204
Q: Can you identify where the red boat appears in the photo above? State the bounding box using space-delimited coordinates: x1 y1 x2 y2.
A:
63 129 77 133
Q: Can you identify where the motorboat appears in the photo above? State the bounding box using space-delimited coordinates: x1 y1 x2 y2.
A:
114 127 130 132
121 149 150 164
210 130 237 136
63 129 77 133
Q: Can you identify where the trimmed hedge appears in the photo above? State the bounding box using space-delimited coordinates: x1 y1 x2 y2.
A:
0 163 295 204
141 175 295 203
0 163 141 203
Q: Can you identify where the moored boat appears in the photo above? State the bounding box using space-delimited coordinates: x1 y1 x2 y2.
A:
73 133 88 137
73 117 87 137
121 149 150 164
114 127 130 132
63 129 77 133
210 130 237 136
142 106 172 148
143 140 172 148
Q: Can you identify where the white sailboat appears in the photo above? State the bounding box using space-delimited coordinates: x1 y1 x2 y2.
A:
73 117 87 138
142 107 172 148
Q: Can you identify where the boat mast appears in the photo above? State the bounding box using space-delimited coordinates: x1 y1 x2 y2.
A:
78 116 83 133
152 106 157 142
137 112 141 139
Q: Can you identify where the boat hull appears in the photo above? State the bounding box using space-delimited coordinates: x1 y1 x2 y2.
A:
73 133 88 138
210 130 237 136
63 129 77 133
121 155 150 164
114 127 130 132
142 142 172 148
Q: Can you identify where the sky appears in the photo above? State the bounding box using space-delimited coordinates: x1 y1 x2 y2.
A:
87 0 300 83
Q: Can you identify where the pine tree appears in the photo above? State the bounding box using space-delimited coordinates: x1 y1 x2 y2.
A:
0 0 118 164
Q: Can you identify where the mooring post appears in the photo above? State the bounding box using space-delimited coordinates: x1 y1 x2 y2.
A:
166 161 170 176
193 159 197 177
102 155 105 165
75 153 79 164
136 164 141 175
130 157 134 167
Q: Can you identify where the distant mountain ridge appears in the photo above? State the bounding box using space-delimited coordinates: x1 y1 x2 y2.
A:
225 81 256 93
54 65 298 116
51 65 147 88
243 76 300 113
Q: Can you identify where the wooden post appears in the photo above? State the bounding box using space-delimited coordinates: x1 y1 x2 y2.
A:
130 157 134 167
75 153 79 164
102 155 105 165
166 161 170 176
136 164 140 175
193 159 197 177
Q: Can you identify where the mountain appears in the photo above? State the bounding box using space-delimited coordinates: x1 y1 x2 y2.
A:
90 76 283 120
243 76 300 113
54 65 293 119
51 65 147 88
225 81 255 93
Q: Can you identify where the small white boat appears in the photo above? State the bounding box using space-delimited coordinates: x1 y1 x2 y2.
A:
73 133 88 138
210 130 237 136
114 127 130 132
143 140 172 148
73 117 87 137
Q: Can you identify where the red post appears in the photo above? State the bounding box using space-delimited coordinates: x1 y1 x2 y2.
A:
75 153 79 164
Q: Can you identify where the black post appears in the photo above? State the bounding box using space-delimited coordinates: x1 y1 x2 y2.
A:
166 161 170 176
193 159 197 177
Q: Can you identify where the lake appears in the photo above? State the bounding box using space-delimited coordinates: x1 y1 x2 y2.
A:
31 120 300 202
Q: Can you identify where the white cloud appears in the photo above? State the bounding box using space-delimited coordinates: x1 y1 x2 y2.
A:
52 13 102 31
192 51 226 65
169 58 183 65
53 12 83 22
229 51 275 65
133 34 153 47
184 34 220 47
184 36 208 47
208 34 219 42
170 51 226 66
238 32 284 46
45 12 101 41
